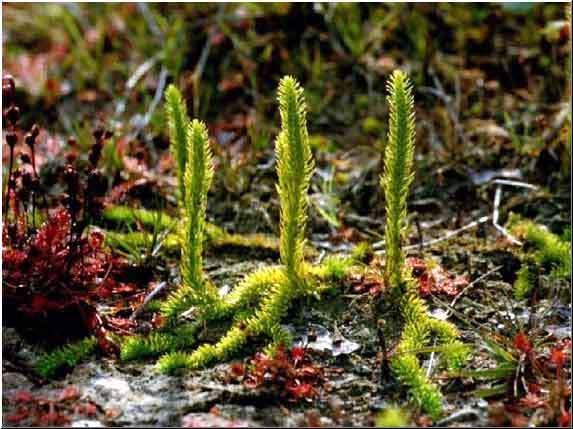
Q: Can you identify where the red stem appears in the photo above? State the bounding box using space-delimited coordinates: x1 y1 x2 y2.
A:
4 143 15 219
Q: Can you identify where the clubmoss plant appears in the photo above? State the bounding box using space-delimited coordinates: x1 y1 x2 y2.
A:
275 76 315 289
128 76 356 373
382 71 468 419
381 70 416 294
309 255 355 282
165 84 190 203
391 282 469 419
35 337 97 378
179 120 213 286
514 264 535 300
120 323 199 361
159 94 222 324
155 76 321 373
390 283 443 418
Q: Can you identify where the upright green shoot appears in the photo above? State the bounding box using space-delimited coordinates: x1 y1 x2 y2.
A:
165 85 190 203
275 76 315 287
160 91 219 322
381 70 416 292
180 120 214 291
381 71 468 418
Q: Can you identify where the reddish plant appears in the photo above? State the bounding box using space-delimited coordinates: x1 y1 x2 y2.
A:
514 331 533 354
230 346 323 403
4 209 106 307
2 75 137 350
407 257 468 297
349 272 385 298
489 336 571 426
5 386 97 427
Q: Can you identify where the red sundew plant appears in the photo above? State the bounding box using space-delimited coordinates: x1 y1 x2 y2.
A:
2 74 131 348
3 209 111 313
407 257 469 297
349 271 385 298
230 346 323 403
485 333 571 427
5 385 97 426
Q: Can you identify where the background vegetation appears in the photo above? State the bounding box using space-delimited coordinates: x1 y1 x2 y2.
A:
2 3 571 428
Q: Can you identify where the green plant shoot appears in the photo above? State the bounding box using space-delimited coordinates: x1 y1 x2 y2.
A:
381 70 416 291
275 76 315 288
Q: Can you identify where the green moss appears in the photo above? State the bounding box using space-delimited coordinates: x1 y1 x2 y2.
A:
121 77 362 377
510 217 571 277
509 217 571 289
102 205 176 230
362 116 383 135
351 241 374 263
439 340 471 372
104 230 180 254
159 91 222 324
391 353 443 419
157 276 294 374
390 291 439 418
178 120 216 297
209 230 279 255
389 287 470 417
527 226 570 277
376 407 411 428
103 206 280 256
222 266 285 314
156 350 198 375
562 226 571 243
311 255 354 281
